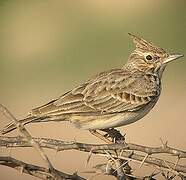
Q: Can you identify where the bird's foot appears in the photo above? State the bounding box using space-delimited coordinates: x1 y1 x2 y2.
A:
89 128 125 144
102 128 126 144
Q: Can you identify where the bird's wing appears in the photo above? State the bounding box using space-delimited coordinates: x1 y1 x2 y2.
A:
30 69 160 116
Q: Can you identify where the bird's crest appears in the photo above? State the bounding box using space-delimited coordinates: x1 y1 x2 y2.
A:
128 33 166 55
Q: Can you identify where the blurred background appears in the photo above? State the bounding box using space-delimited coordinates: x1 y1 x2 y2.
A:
0 0 186 179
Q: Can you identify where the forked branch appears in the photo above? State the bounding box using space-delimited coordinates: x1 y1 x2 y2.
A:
0 104 186 179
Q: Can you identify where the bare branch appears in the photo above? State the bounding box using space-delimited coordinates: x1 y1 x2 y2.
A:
0 156 85 180
1 105 186 179
0 136 186 175
0 104 61 179
1 136 186 158
0 105 52 168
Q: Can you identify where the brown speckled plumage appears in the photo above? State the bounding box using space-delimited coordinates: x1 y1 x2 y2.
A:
1 33 183 134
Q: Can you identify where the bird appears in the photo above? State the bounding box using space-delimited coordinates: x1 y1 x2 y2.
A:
1 33 183 140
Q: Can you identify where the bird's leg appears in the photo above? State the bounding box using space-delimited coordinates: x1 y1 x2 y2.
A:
89 128 125 144
89 130 113 143
101 128 125 144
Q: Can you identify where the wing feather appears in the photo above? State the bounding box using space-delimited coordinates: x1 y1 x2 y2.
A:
30 69 160 116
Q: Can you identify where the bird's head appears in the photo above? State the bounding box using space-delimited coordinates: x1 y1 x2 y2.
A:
126 33 183 77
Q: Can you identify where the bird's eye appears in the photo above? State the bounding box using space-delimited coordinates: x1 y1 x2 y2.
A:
146 55 153 60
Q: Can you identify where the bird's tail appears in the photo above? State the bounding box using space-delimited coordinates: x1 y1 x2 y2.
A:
0 115 50 135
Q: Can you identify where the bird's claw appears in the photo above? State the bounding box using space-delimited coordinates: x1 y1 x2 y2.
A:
102 128 125 144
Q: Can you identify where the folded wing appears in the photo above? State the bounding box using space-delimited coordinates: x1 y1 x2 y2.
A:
30 69 160 116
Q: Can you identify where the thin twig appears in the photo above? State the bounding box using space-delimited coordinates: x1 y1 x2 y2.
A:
0 104 60 178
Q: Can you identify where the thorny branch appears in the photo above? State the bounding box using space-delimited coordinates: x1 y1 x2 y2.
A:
0 104 186 179
0 105 54 170
0 136 186 179
1 136 186 161
0 104 72 179
0 156 84 180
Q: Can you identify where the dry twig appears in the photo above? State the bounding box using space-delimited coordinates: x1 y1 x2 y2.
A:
0 104 72 179
0 156 84 180
0 104 186 179
0 136 186 175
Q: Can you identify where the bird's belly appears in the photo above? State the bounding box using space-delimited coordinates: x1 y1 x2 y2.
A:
71 101 157 130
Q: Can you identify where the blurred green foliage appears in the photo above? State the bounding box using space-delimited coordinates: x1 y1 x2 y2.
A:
0 0 185 101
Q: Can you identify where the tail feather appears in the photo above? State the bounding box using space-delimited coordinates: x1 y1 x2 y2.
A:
1 116 45 135
1 115 67 135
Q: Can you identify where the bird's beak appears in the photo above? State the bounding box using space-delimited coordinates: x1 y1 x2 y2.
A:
163 54 184 64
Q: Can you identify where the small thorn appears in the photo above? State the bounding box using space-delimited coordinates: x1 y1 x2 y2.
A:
85 148 93 167
55 146 60 156
20 166 24 174
159 138 168 148
119 149 124 157
139 154 148 168
174 157 180 169
165 141 168 148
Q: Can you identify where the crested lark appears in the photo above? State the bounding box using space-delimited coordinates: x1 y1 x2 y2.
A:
1 33 183 138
